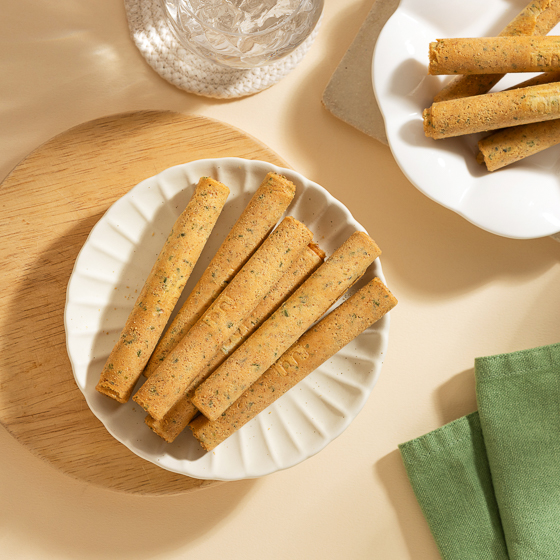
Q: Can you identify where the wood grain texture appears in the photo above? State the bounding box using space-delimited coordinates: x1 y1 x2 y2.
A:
0 110 288 495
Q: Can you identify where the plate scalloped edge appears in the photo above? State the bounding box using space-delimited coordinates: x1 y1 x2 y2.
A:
65 157 392 481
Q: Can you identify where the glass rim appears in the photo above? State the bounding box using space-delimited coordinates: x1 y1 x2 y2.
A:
176 0 311 38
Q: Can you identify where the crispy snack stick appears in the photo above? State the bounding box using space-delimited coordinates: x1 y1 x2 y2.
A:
533 0 560 34
145 243 325 442
95 178 229 403
477 119 560 170
190 277 397 451
192 232 381 421
429 36 560 76
423 82 560 139
132 217 313 420
143 172 296 378
434 0 560 102
475 71 560 170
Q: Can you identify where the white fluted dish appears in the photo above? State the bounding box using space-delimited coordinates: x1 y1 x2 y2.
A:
373 0 560 239
65 158 390 481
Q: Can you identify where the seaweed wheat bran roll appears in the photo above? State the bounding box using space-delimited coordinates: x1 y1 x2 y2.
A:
190 278 397 451
433 0 560 102
191 232 381 421
423 82 560 139
143 172 296 378
534 0 560 34
429 36 560 76
470 71 560 170
217 243 325 360
477 118 560 170
145 399 199 443
95 177 229 403
179 242 325 391
145 243 325 443
132 216 313 420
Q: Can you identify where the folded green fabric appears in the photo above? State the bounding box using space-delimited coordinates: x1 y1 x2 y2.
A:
399 413 509 560
399 342 560 560
476 343 560 560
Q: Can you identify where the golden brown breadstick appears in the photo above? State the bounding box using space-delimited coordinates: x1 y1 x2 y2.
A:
95 178 229 403
143 172 296 378
191 232 381 421
132 216 313 420
146 243 325 442
429 36 560 76
423 82 560 139
218 243 325 360
474 71 560 170
190 277 398 451
434 0 560 102
477 118 560 170
534 0 560 34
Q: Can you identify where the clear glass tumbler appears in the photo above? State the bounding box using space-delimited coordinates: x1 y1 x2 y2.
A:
161 0 323 69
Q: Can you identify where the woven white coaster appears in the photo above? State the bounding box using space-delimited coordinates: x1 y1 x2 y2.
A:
124 0 321 99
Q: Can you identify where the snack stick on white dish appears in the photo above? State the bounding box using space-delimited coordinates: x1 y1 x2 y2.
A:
477 119 560 170
474 71 560 171
433 0 560 102
96 177 229 403
191 232 381 421
190 277 397 451
143 172 296 378
132 216 314 420
424 82 560 139
429 36 560 76
146 242 325 442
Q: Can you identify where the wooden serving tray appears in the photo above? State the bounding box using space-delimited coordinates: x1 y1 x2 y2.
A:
0 111 288 495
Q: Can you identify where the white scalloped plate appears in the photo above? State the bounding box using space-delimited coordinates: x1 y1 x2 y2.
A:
64 157 390 481
372 0 560 239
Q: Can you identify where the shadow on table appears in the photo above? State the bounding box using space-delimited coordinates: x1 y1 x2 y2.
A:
0 423 258 558
374 368 478 559
375 449 440 559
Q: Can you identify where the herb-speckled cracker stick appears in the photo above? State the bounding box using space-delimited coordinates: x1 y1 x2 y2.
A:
95 177 230 403
191 232 381 421
472 71 560 170
477 118 560 170
143 172 296 378
190 277 397 451
429 36 560 76
423 82 560 139
434 0 560 102
146 243 325 442
132 216 313 420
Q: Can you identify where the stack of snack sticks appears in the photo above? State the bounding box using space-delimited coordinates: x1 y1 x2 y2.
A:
96 172 397 451
423 0 560 171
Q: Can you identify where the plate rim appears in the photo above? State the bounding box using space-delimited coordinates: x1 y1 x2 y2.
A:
64 156 391 481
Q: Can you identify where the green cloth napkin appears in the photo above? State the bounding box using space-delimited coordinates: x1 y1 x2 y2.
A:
476 344 560 559
399 343 560 560
399 412 508 560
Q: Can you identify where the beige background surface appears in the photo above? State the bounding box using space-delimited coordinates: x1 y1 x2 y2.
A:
1 1 559 559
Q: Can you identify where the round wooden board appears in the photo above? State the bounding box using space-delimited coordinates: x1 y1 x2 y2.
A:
0 111 289 495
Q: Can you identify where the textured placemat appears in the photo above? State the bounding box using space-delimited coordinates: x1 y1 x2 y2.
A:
124 0 321 99
322 0 399 145
322 0 560 242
